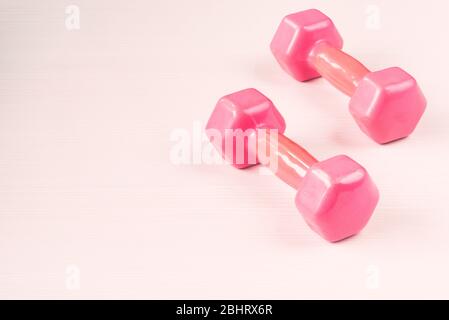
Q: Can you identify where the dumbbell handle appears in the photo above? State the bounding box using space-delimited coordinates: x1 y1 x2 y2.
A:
255 131 318 190
308 42 370 96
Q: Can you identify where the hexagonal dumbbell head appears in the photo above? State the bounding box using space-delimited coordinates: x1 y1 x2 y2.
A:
349 67 427 144
205 88 286 169
270 9 343 81
296 155 379 242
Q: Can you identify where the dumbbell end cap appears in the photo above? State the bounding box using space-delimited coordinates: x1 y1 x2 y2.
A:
270 9 343 82
349 67 427 144
295 155 379 242
206 88 286 168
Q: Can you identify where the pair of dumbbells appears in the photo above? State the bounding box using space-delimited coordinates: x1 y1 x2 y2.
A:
205 9 426 242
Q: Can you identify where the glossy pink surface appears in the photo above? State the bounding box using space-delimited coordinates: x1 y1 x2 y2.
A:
295 155 379 242
205 88 286 169
349 67 427 144
309 42 370 96
206 89 379 242
270 9 343 82
271 9 427 144
257 131 318 189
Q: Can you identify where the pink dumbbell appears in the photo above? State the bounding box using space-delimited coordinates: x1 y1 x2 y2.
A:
270 9 427 144
206 88 379 242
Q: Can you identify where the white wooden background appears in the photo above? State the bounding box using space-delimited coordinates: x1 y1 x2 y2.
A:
0 0 448 299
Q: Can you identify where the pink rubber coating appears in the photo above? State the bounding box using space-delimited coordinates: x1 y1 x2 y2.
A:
270 9 370 91
206 88 380 242
205 88 286 169
309 42 370 96
270 9 344 82
349 67 427 144
295 155 379 242
255 131 318 190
